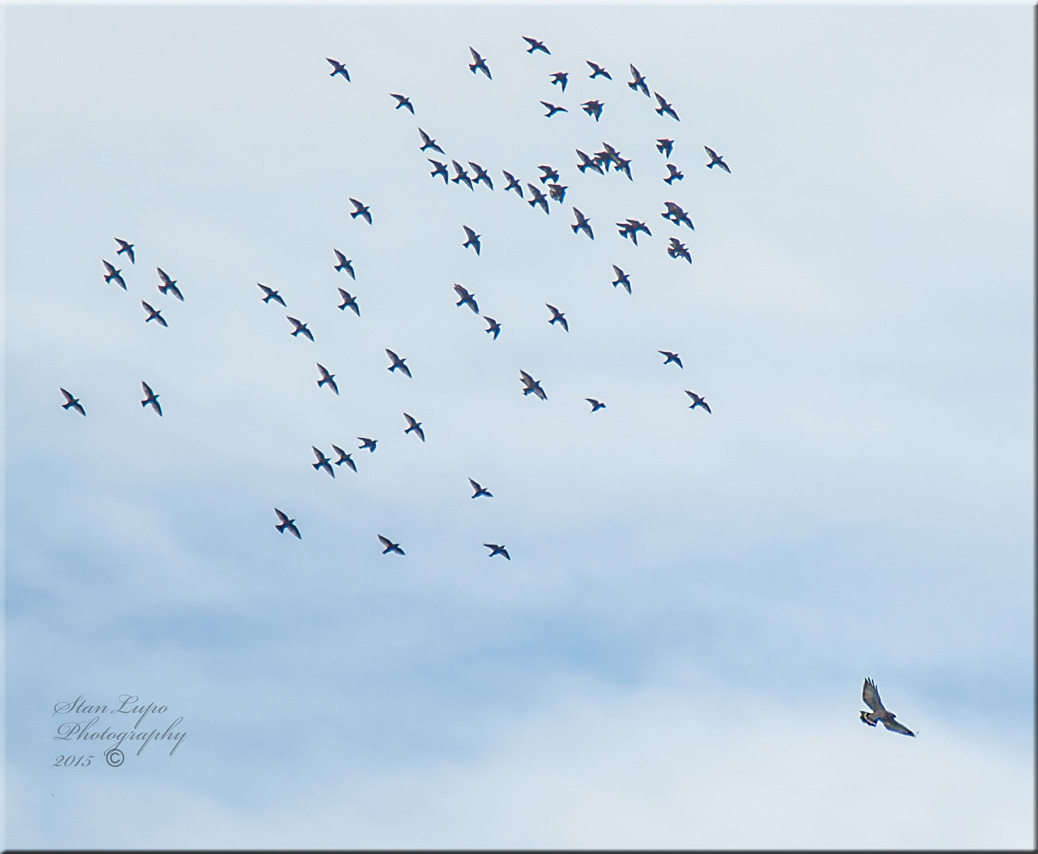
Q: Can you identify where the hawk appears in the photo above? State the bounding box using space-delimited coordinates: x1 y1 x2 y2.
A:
860 677 916 737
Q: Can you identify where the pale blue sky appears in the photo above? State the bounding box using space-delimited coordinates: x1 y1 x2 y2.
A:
4 2 1034 848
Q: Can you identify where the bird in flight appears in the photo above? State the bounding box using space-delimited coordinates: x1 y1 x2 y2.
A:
114 237 135 264
581 100 603 121
586 60 611 79
628 64 650 97
469 478 493 498
546 304 569 331
141 301 168 327
336 288 360 316
547 182 567 203
429 159 449 184
538 164 560 184
611 265 632 294
860 678 916 737
403 412 425 442
358 437 378 453
664 164 684 184
275 508 301 539
685 390 711 413
520 370 547 400
614 155 634 181
60 388 86 416
571 208 594 239
656 138 674 157
102 260 126 289
257 283 286 306
451 160 475 190
157 267 184 300
326 57 350 80
316 363 339 394
586 398 606 412
469 47 492 79
390 93 414 113
331 445 357 473
502 171 523 196
287 317 314 341
704 146 731 173
659 350 683 368
523 36 549 54
378 534 405 555
541 101 567 118
140 381 162 416
419 128 444 154
550 71 568 91
462 225 481 255
526 184 549 214
385 348 412 378
453 283 479 314
349 198 372 224
333 249 355 279
576 149 604 174
654 92 679 120
484 543 511 560
662 201 694 230
668 237 693 264
484 316 501 339
468 161 494 189
312 446 335 477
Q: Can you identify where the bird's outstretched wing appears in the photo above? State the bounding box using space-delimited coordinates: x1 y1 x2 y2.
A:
882 718 916 737
862 677 885 714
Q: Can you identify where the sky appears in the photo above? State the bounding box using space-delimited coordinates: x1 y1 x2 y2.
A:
3 1 1035 849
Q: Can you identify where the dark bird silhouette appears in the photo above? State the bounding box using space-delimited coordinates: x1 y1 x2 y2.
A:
611 265 632 294
659 350 683 368
502 171 523 196
468 161 494 189
541 100 567 118
614 155 633 181
390 93 414 113
275 508 301 539
419 128 445 154
662 201 694 230
385 348 412 378
403 412 425 442
581 99 603 121
453 283 479 314
664 163 684 184
451 160 475 190
316 363 339 394
586 60 611 79
312 446 335 477
546 303 569 331
656 138 674 157
523 36 550 54
469 478 493 498
337 288 360 316
526 184 549 214
469 47 492 79
358 437 378 452
860 678 916 737
60 388 86 416
462 225 481 255
349 198 372 224
326 57 350 80
654 92 679 120
257 283 286 306
520 370 547 400
628 64 650 96
484 316 501 339
287 317 314 341
704 145 731 173
333 249 355 278
114 238 135 264
547 182 567 203
538 164 560 184
668 237 693 264
378 534 405 555
685 390 711 413
616 219 651 245
549 71 568 91
156 267 184 300
429 158 449 183
140 381 162 416
576 149 604 174
332 445 357 472
586 398 606 412
141 301 168 327
484 543 511 560
571 208 593 239
102 260 126 289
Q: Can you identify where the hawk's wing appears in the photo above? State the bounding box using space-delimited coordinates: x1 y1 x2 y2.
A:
862 677 886 714
881 718 916 737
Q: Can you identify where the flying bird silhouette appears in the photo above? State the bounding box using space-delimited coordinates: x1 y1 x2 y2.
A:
378 534 405 555
484 316 501 339
114 237 135 264
546 304 569 331
468 161 494 189
522 36 549 54
462 225 481 255
664 164 684 184
469 478 493 498
274 508 301 539
333 249 355 278
156 267 184 300
519 370 547 400
468 47 492 79
668 237 693 264
617 218 651 245
336 288 360 316
316 363 339 394
576 149 605 174
502 171 524 196
102 260 126 289
571 208 594 239
349 198 372 224
704 146 731 173
538 164 560 184
662 201 694 230
581 100 603 121
257 283 286 306
60 388 86 416
549 71 568 91
685 390 711 413
586 60 611 79
312 446 335 477
287 317 314 341
611 265 632 294
526 184 549 214
654 92 679 120
547 182 567 203
656 138 674 157
358 437 378 453
403 412 425 442
484 543 511 560
326 57 350 80
141 301 168 327
453 283 479 314
860 678 916 737
586 398 606 412
390 93 414 113
331 445 357 472
541 101 567 118
385 348 412 378
659 350 683 368
628 64 650 96
140 381 162 416
451 160 475 190
419 128 444 154
428 159 449 184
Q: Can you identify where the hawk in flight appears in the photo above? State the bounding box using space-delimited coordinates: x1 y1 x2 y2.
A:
860 677 916 737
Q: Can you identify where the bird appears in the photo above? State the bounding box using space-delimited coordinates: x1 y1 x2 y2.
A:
102 260 126 289
419 128 445 154
546 304 568 331
860 678 916 737
576 149 604 174
659 350 683 368
336 288 360 316
468 47 491 79
484 543 511 560
378 534 405 555
614 155 633 181
581 100 603 121
140 381 162 416
358 437 378 453
628 64 650 96
468 161 494 189
538 164 560 184
451 160 474 190
571 208 593 239
502 171 523 196
316 363 339 394
704 145 731 173
549 71 568 91
60 388 86 416
685 390 711 413
664 163 684 184
656 138 674 157
312 446 335 477
257 283 286 306
654 92 679 120
453 283 479 314
586 60 611 79
462 225 481 255
541 101 567 118
403 412 425 442
274 508 301 539
287 317 314 341
156 267 183 300
114 237 135 264
333 249 355 278
390 93 414 113
668 237 693 264
586 398 606 412
611 265 632 294
385 348 412 378
349 198 372 224
519 370 547 400
526 184 549 214
326 57 350 80
547 182 567 203
484 316 501 339
469 478 492 498
522 36 549 54
141 301 168 327
428 159 449 183
617 218 651 245
662 200 694 230
331 445 357 472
